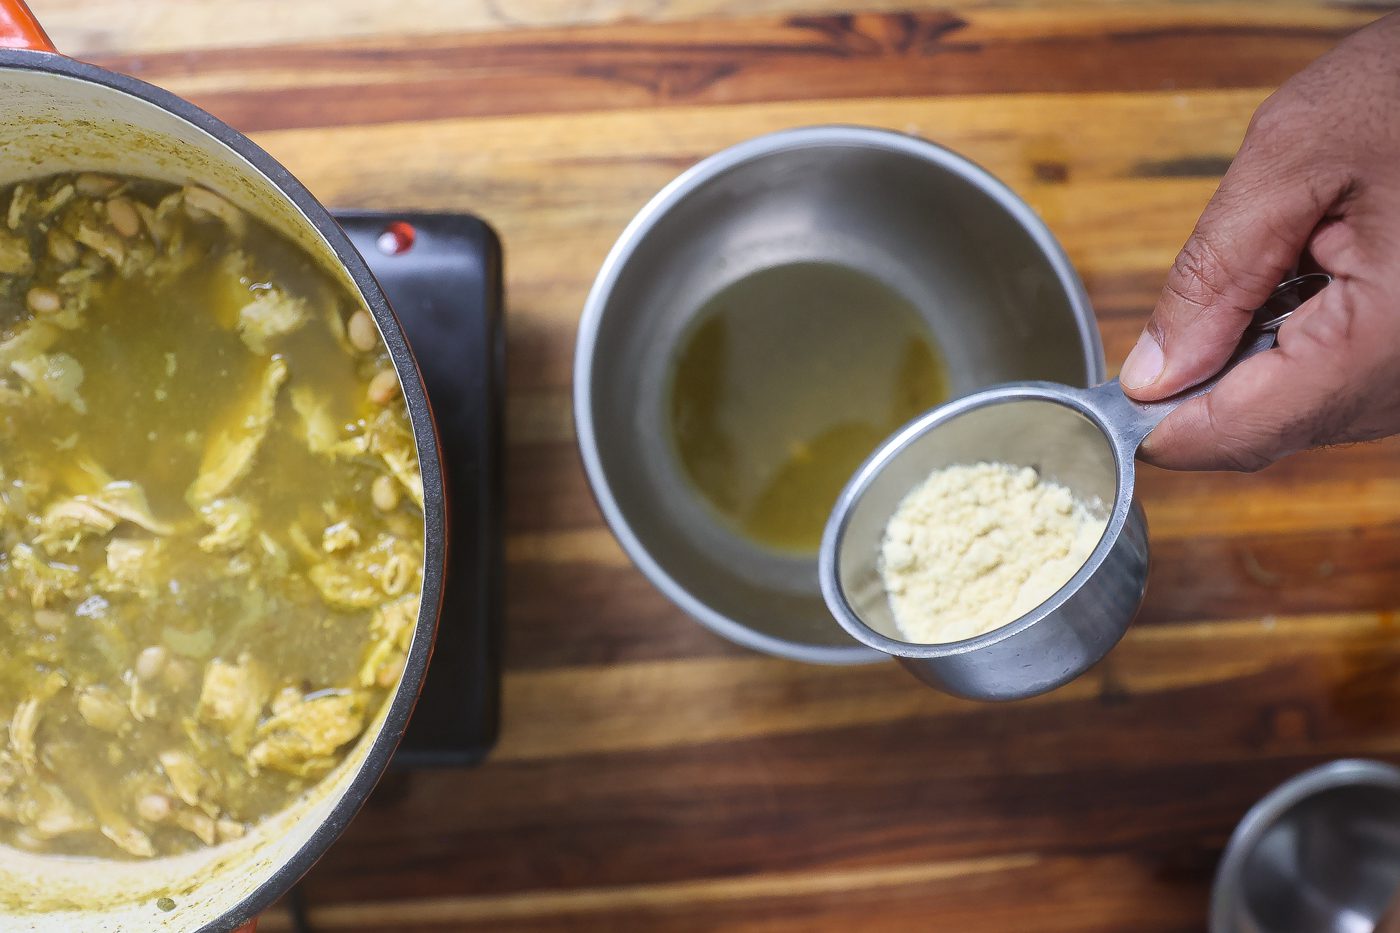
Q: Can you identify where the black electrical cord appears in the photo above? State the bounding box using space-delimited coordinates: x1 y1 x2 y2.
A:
287 884 312 933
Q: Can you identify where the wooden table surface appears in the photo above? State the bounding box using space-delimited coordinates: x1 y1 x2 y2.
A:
27 1 1400 929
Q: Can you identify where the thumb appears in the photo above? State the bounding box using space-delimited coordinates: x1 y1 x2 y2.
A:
1121 122 1346 402
1139 282 1360 471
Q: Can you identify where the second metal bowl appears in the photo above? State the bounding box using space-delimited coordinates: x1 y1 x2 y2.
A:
574 125 1103 663
1212 759 1400 933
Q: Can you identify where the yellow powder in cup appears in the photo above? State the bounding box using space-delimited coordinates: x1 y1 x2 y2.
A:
880 462 1107 644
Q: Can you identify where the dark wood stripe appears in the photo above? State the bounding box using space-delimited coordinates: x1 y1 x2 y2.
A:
1139 523 1400 625
507 559 753 670
294 645 1400 907
1131 155 1236 178
267 851 1200 931
79 11 1361 132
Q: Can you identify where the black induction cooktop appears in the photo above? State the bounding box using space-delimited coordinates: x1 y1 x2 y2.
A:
335 211 503 769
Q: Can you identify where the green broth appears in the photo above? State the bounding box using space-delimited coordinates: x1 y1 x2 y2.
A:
669 263 948 554
0 173 424 859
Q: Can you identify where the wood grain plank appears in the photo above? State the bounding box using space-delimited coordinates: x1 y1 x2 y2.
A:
283 855 1044 925
281 607 1400 916
249 88 1264 394
499 410 1400 671
502 526 1400 671
257 852 1205 933
495 612 1400 761
30 0 1387 58
252 87 1261 212
506 560 757 669
65 8 1375 132
1139 525 1400 627
502 424 1400 542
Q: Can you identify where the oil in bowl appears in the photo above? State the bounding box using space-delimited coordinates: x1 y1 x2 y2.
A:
668 262 948 555
575 126 1105 664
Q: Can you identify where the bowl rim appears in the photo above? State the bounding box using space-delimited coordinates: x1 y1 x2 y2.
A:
1209 758 1400 933
573 124 1103 665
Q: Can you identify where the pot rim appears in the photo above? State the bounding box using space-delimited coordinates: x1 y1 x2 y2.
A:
0 47 447 933
573 124 1103 665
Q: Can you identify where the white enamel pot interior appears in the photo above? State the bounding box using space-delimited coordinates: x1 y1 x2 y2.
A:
0 5 446 931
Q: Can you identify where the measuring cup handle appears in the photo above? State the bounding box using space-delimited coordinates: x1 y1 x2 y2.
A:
1087 273 1332 452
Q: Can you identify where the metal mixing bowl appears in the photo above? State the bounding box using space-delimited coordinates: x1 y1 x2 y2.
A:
574 125 1104 663
1211 759 1400 933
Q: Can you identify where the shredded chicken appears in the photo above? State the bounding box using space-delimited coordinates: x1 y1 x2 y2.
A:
358 597 418 688
158 750 213 809
37 480 174 553
36 183 74 218
216 817 246 842
175 808 217 846
36 498 116 552
322 521 361 554
249 691 368 777
366 410 423 509
8 698 40 774
197 656 269 755
182 186 246 236
75 686 128 734
100 815 155 858
97 538 165 598
10 351 86 413
307 563 382 610
290 386 341 455
86 482 175 535
289 387 377 461
8 543 83 608
238 289 308 353
0 232 32 275
7 183 31 230
198 498 255 553
188 356 289 504
0 322 59 370
128 680 159 724
22 784 93 840
308 533 423 610
74 223 125 266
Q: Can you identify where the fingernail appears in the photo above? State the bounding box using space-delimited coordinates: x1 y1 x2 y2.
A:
1120 332 1164 390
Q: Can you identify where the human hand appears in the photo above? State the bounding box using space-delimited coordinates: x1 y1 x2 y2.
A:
1119 11 1400 471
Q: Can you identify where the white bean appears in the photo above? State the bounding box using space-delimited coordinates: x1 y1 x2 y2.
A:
75 173 119 197
347 311 379 352
106 197 141 238
137 793 172 823
371 475 400 512
47 230 78 265
25 287 61 316
135 645 169 683
367 369 400 406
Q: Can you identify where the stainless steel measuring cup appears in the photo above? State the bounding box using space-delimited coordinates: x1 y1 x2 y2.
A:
819 273 1332 701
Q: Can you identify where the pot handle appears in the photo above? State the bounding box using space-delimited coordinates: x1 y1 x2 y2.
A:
0 0 54 52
